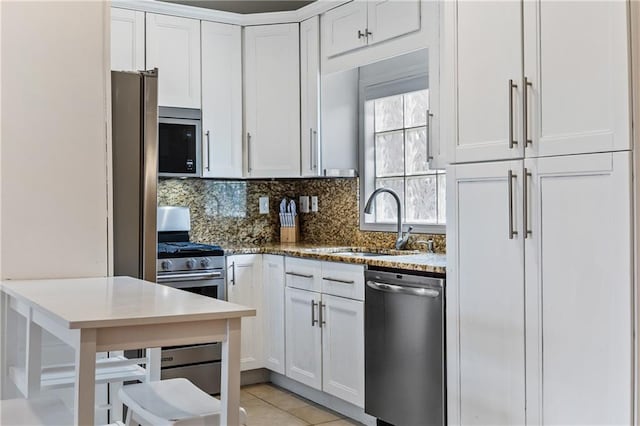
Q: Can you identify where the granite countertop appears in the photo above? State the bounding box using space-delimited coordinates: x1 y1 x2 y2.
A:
223 243 446 275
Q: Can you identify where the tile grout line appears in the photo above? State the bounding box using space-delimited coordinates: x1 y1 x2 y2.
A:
242 384 346 425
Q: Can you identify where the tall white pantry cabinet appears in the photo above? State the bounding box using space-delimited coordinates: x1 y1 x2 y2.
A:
445 1 634 425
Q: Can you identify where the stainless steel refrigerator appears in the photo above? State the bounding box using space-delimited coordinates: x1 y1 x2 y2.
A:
111 70 158 283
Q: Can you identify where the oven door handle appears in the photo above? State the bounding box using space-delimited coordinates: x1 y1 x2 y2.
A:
157 271 223 283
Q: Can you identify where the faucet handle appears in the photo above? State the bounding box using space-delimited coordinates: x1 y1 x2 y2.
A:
404 225 414 235
416 239 435 253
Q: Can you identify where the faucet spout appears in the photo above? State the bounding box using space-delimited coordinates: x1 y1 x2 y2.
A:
363 188 412 250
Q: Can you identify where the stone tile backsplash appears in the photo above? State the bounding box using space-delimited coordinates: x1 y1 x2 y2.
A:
158 178 446 253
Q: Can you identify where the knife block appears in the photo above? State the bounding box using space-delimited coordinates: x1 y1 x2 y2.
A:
280 217 299 244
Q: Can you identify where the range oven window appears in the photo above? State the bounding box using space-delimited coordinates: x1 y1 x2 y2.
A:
159 121 198 175
183 285 218 299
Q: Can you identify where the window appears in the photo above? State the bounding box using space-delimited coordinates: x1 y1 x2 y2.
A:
361 87 446 233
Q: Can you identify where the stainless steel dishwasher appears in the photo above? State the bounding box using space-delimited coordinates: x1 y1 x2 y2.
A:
365 268 445 426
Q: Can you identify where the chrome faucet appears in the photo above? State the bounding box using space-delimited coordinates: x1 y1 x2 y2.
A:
363 188 413 250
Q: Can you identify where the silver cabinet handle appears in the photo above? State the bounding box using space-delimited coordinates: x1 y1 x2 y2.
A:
426 109 434 162
508 79 518 148
319 301 326 327
309 128 313 171
366 28 372 37
311 300 318 326
508 170 518 239
157 271 223 283
322 277 355 285
205 130 211 172
523 76 532 147
286 271 314 279
247 132 252 173
312 130 318 171
228 261 236 286
358 30 365 39
524 168 532 238
366 281 440 298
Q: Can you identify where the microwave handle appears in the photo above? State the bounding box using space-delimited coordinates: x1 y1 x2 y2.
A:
205 130 211 172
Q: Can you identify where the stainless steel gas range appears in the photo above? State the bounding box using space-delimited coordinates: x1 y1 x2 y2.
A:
130 206 226 395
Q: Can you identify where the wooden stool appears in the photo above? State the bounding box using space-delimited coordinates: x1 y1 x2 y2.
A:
118 378 247 426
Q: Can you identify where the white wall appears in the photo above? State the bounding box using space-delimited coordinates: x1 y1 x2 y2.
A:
1 1 110 279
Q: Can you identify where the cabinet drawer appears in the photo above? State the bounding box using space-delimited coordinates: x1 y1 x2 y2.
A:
321 261 364 301
285 257 322 292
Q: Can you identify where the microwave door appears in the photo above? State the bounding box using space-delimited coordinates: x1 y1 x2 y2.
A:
158 118 202 177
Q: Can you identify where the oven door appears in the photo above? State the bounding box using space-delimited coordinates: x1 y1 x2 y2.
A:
156 271 225 301
158 112 201 178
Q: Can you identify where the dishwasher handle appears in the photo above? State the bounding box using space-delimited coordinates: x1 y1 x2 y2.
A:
366 281 440 298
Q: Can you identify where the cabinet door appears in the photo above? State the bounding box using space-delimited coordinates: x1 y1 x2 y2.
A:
245 24 300 178
262 255 285 375
321 1 367 57
446 160 525 425
201 21 242 178
523 1 630 158
366 0 421 46
227 255 263 371
300 16 321 177
449 1 523 163
321 294 364 407
285 287 322 390
524 152 632 425
146 14 201 108
110 8 144 71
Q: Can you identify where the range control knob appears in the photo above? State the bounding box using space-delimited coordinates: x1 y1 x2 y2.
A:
186 259 196 269
161 260 172 271
200 258 211 268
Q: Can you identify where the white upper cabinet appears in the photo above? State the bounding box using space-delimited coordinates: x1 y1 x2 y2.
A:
322 2 367 57
524 152 632 425
262 255 286 375
447 0 630 164
522 1 630 157
446 1 524 163
110 8 145 71
366 0 420 47
446 160 526 425
300 16 321 177
322 0 420 58
227 255 263 371
244 23 300 178
201 21 243 178
146 13 201 108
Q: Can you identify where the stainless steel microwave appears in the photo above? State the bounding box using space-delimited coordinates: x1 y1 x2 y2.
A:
158 107 201 178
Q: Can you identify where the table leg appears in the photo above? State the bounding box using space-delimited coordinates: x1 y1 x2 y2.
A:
25 308 42 398
220 318 241 425
74 328 97 426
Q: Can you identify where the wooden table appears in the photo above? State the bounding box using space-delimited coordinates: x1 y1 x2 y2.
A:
0 276 255 425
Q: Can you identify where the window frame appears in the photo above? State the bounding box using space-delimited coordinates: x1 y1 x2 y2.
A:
358 68 446 235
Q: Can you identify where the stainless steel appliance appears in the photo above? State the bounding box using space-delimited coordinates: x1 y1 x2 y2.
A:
155 206 226 395
111 69 158 283
364 268 446 426
158 107 202 178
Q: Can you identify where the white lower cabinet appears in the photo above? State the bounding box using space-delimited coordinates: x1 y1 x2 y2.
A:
227 254 263 371
321 294 364 407
285 259 365 408
262 255 286 375
285 286 323 389
447 152 633 425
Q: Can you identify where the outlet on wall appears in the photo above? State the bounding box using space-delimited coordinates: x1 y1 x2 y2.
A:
259 196 269 214
299 196 310 213
311 196 318 212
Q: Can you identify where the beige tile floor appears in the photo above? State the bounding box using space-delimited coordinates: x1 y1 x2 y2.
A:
241 383 363 426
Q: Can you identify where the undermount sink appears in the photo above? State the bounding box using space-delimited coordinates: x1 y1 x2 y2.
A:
331 251 388 257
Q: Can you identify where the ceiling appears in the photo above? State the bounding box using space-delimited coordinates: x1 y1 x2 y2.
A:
159 0 316 14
